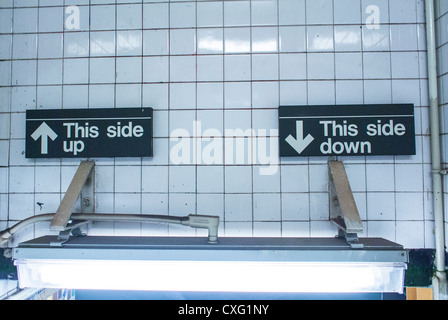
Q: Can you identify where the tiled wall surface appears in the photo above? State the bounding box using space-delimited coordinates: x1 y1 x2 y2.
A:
0 0 441 249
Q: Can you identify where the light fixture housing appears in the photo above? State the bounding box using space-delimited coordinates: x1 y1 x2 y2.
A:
13 236 407 294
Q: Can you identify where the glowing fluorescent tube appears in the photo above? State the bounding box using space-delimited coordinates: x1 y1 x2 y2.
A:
12 236 408 293
15 259 406 293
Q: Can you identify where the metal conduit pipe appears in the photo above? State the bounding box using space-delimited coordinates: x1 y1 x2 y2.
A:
426 0 447 299
0 213 220 246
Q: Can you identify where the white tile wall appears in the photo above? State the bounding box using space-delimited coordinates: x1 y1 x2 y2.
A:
0 0 440 249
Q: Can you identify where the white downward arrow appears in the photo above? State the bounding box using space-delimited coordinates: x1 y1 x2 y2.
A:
31 122 58 154
285 121 314 154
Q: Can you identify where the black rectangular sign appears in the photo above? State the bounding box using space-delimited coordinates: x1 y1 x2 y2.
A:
26 108 153 158
279 104 415 157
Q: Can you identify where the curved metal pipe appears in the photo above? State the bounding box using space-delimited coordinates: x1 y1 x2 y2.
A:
0 213 219 246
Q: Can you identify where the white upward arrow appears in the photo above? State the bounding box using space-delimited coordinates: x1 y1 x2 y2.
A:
31 122 58 155
285 121 314 154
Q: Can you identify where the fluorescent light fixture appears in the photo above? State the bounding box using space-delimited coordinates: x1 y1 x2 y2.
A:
13 236 407 293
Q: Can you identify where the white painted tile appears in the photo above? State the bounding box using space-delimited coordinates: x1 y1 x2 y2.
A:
390 24 418 51
252 54 279 81
89 58 115 83
336 80 364 104
281 165 309 192
367 221 395 241
396 221 424 248
363 52 391 79
306 0 333 25
307 53 334 80
143 30 168 56
307 26 334 52
143 56 169 83
282 221 310 237
308 81 335 105
279 26 306 52
197 83 223 109
8 193 34 220
141 193 168 215
395 164 424 192
225 165 252 193
141 166 168 193
224 55 251 81
169 165 195 193
197 1 223 27
335 53 362 80
143 3 168 29
39 7 63 33
12 60 36 86
310 221 337 237
9 166 34 193
396 192 424 221
197 166 224 194
334 25 361 51
169 83 195 110
197 55 223 82
251 0 277 26
362 26 390 51
253 165 280 192
170 29 196 55
90 31 115 56
117 30 142 56
170 56 196 82
367 192 396 220
116 57 142 83
366 163 395 192
143 83 168 110
114 193 141 214
168 193 196 217
197 193 224 220
224 1 250 27
115 166 141 193
13 8 37 33
252 27 278 53
35 166 60 193
389 0 417 23
117 4 142 30
309 193 329 221
252 82 279 108
279 53 306 80
90 5 115 31
278 0 305 25
253 193 281 221
64 32 89 57
63 58 88 85
224 193 252 221
38 33 63 59
116 83 142 108
170 2 195 28
334 0 361 24
12 34 37 59
224 82 251 109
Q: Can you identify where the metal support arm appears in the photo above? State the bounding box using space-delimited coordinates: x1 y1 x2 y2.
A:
329 160 364 249
51 160 95 231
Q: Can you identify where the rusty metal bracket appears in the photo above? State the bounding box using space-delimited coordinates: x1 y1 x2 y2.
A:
50 161 95 231
329 160 364 249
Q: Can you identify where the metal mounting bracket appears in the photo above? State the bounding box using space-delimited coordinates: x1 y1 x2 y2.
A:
329 160 364 249
50 161 95 232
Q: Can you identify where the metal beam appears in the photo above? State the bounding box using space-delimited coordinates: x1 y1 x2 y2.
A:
50 161 95 231
328 160 363 248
